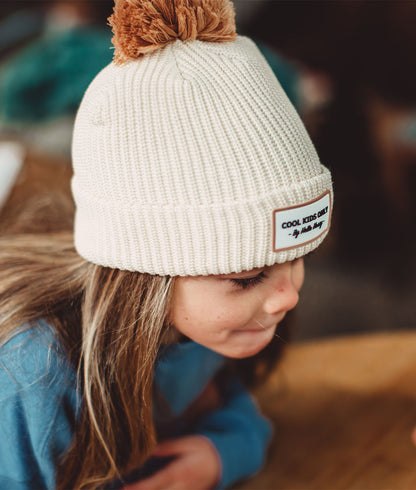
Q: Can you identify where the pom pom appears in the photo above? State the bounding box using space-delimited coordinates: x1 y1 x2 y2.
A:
109 0 236 64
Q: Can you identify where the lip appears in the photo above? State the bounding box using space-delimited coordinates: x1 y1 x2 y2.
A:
235 314 286 333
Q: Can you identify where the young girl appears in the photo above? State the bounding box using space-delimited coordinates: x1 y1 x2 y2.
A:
0 0 333 489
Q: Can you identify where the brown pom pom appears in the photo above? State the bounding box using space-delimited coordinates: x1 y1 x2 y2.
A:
109 0 236 64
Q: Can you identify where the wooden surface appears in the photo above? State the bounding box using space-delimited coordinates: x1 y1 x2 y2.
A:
238 332 416 490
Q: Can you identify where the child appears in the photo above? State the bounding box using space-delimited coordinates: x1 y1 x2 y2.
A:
0 0 333 488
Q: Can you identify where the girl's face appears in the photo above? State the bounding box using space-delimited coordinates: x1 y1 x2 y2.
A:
170 259 304 358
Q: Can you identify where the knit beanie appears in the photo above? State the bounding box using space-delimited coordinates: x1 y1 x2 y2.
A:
71 0 333 276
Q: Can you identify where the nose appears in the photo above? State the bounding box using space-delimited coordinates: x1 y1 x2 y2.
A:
263 277 300 315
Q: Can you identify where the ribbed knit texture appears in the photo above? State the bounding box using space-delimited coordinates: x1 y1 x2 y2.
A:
72 36 332 275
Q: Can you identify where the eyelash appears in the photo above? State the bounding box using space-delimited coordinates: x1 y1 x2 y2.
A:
229 271 267 290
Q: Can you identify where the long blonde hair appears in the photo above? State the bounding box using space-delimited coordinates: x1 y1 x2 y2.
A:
0 194 177 489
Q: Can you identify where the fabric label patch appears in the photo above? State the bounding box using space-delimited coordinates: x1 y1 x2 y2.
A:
273 191 331 252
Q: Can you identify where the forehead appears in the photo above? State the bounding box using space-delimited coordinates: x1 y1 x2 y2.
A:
216 267 266 279
174 266 266 288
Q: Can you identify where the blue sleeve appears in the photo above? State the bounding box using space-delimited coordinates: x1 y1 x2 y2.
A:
194 379 272 489
0 327 77 489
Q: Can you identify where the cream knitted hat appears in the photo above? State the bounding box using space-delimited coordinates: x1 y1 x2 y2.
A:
71 0 333 276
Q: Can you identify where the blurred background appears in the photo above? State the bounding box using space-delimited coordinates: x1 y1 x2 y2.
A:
0 0 415 341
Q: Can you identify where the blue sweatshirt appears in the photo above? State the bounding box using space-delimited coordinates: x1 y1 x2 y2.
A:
0 322 272 489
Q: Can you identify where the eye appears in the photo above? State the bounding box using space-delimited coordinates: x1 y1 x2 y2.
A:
229 271 267 290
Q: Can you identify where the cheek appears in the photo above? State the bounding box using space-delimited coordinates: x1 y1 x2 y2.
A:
171 280 255 334
209 304 249 328
174 299 249 331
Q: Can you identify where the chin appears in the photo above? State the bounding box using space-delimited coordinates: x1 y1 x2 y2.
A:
224 340 271 359
206 326 277 358
227 349 262 359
